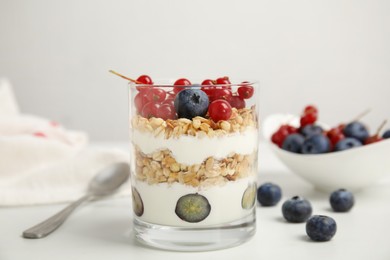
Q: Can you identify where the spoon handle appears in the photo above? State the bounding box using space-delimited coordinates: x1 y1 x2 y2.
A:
22 195 90 239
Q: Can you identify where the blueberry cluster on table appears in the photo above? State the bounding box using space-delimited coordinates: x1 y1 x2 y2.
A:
257 183 354 242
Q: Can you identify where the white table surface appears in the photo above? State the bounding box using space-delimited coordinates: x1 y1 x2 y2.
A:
2 143 390 260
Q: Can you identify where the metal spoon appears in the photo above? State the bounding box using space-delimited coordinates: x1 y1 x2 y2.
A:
22 162 130 239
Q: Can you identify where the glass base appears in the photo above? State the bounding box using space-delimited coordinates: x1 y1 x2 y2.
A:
133 212 256 252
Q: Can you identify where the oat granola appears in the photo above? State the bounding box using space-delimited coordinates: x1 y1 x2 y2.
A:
131 107 257 139
135 147 257 187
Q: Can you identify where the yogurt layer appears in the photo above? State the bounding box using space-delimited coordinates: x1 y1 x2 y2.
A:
132 128 258 165
134 176 256 227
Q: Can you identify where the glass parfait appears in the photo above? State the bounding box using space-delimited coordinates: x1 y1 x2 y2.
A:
129 78 259 251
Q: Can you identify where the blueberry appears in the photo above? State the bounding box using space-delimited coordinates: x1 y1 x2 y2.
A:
306 215 337 242
175 193 211 223
132 187 144 217
343 121 369 142
282 196 312 223
383 129 390 139
334 138 362 152
330 189 354 212
242 183 257 209
257 183 282 206
174 89 209 120
301 135 331 154
282 134 305 153
300 125 323 137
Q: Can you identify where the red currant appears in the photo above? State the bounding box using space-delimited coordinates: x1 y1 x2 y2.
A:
229 95 246 109
201 79 215 85
209 88 232 102
338 124 345 131
215 76 231 89
136 75 153 92
326 127 345 147
162 97 175 107
365 120 387 145
285 125 298 134
364 136 383 145
303 105 318 115
300 112 317 127
137 75 153 84
237 84 254 99
215 77 231 85
166 91 176 99
173 78 191 94
327 128 341 138
208 99 232 122
134 92 149 113
330 133 345 146
271 127 289 147
141 102 160 118
146 88 167 103
201 79 215 96
156 104 176 120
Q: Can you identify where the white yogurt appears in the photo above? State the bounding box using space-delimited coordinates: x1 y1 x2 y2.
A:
134 177 256 227
132 128 258 165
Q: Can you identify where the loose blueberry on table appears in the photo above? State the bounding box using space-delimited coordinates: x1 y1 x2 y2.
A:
257 182 282 206
306 215 337 242
282 196 313 223
329 189 355 212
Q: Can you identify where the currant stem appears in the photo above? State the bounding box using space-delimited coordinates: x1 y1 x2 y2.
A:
375 120 387 136
109 70 142 84
353 108 371 122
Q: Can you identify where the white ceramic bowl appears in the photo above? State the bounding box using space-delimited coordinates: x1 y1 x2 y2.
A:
263 114 390 192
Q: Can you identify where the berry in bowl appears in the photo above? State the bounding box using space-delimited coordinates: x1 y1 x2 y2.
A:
263 105 390 192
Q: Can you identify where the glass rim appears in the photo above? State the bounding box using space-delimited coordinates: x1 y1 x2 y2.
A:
128 80 259 88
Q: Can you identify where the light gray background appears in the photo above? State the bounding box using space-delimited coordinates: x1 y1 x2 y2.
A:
1 0 389 141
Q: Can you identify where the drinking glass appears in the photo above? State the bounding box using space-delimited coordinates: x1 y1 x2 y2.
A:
129 79 259 251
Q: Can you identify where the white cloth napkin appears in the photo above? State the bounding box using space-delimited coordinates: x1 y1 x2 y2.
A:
0 79 130 206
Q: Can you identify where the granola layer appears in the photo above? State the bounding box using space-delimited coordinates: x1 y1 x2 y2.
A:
131 107 257 139
135 147 257 187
